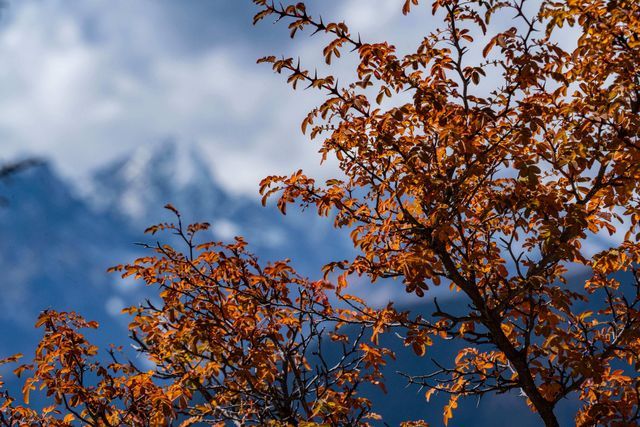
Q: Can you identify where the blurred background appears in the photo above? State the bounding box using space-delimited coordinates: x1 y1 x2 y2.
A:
0 1 589 425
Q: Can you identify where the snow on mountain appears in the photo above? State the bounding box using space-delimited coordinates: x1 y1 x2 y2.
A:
86 138 228 225
85 138 355 273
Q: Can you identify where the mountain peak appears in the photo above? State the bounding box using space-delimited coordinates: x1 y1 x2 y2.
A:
86 138 227 225
110 138 212 188
121 138 212 187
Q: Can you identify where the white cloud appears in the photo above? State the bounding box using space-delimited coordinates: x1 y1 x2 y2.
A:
0 0 335 197
0 0 477 198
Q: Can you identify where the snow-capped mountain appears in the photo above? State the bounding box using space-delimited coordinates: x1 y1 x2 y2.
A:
0 140 353 357
85 139 353 270
87 139 229 226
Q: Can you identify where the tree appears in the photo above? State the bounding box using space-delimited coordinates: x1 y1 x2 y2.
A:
1 209 397 426
1 0 640 426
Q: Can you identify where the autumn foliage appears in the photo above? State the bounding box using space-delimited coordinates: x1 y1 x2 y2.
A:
1 211 395 426
2 0 640 426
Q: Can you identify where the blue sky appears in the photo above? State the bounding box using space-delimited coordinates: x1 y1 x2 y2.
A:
0 0 429 196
